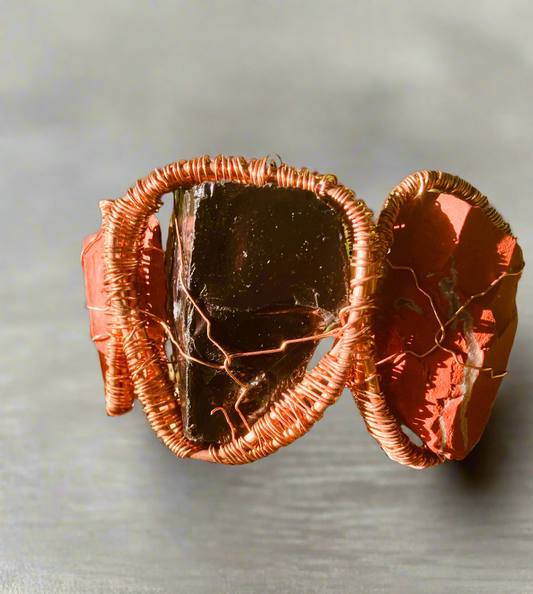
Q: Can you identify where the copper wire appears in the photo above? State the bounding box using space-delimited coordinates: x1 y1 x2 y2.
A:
211 407 237 441
142 305 343 437
139 308 223 371
172 214 245 389
375 261 524 379
99 154 375 464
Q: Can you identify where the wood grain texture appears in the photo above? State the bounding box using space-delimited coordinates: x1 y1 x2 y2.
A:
1 2 533 592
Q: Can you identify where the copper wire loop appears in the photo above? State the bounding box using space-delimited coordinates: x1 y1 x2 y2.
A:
100 155 374 464
97 160 520 468
346 171 520 469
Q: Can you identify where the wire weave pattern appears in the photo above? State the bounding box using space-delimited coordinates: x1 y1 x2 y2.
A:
100 155 374 464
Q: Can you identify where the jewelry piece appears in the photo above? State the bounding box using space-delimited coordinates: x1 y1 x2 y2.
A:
82 155 523 468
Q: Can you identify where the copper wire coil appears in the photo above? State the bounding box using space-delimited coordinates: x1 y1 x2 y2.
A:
99 155 376 464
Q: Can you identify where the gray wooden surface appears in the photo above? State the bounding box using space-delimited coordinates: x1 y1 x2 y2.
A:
1 2 532 592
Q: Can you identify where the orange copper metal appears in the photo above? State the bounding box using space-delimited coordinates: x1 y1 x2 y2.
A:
98 155 375 464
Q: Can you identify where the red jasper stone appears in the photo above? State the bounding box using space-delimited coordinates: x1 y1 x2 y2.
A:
374 192 523 460
82 206 167 386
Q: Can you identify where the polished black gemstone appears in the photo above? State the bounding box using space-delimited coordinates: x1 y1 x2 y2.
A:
166 181 349 444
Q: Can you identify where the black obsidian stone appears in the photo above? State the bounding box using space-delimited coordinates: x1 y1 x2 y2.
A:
166 181 349 444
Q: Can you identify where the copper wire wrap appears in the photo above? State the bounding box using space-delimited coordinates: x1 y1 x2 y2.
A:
347 171 518 469
101 155 374 464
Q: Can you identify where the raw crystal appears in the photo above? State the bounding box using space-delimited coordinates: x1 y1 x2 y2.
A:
166 182 350 444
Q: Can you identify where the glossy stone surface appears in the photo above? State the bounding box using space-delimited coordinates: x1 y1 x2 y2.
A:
374 192 523 459
166 181 350 444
